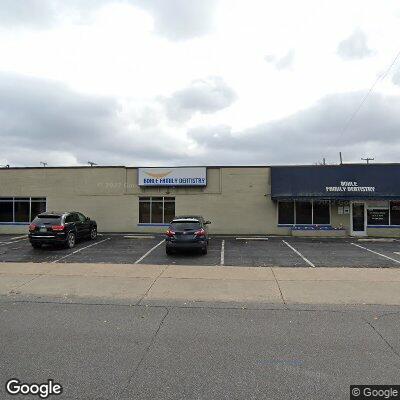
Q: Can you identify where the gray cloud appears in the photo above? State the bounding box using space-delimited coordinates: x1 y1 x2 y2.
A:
265 49 295 70
0 0 217 40
337 30 374 60
135 0 217 40
188 91 400 164
161 77 237 122
0 73 188 166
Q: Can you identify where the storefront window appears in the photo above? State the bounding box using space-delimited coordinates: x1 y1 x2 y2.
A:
278 201 294 224
139 197 175 224
367 209 389 225
296 201 312 224
313 201 330 224
390 201 400 225
278 200 331 225
0 197 46 223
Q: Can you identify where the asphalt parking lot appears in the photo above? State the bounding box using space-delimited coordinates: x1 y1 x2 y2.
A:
1 233 400 268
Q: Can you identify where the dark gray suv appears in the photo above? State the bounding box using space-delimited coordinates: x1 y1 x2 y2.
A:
165 216 210 255
29 211 97 249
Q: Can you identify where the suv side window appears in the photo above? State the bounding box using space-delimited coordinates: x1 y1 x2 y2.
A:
77 213 86 222
64 214 74 224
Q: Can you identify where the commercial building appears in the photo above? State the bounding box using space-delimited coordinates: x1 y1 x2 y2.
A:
0 164 400 237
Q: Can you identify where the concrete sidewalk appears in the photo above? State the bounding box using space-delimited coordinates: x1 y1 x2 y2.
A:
1 262 400 306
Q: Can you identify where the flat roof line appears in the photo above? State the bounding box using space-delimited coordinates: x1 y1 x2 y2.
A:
2 163 400 170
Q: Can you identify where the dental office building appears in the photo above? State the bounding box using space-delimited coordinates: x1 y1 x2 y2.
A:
0 163 400 237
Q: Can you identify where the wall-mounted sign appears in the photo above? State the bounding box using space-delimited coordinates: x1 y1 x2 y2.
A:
271 165 400 200
138 167 207 186
325 181 375 193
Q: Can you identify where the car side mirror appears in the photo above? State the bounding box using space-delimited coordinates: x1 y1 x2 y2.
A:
205 221 211 224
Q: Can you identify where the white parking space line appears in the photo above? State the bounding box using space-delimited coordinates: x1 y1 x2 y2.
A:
351 243 400 265
52 238 111 263
134 239 165 264
9 235 28 240
0 238 28 246
282 240 316 268
220 240 225 266
235 237 269 241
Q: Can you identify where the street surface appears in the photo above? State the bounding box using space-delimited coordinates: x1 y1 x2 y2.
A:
1 298 400 400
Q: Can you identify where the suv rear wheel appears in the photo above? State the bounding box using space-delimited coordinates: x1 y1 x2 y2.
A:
66 232 76 249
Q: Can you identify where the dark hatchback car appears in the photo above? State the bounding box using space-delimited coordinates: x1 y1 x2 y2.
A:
165 217 210 255
29 211 97 249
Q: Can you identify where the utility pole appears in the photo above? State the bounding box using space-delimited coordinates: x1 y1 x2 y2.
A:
40 162 47 167
361 157 374 164
339 152 343 165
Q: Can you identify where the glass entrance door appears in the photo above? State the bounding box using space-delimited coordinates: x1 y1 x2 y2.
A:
351 202 366 236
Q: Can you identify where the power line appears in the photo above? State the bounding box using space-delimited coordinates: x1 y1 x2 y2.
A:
339 47 400 139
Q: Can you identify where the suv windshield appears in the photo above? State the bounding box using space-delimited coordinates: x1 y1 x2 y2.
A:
171 221 201 231
33 215 62 224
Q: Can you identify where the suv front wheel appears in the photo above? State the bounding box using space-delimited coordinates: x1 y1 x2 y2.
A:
89 227 97 240
66 232 76 249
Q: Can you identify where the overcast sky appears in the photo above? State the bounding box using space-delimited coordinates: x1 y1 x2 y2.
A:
1 0 400 167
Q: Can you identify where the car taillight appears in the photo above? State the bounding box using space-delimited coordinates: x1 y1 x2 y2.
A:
51 225 64 231
195 228 205 237
29 224 37 231
166 229 175 237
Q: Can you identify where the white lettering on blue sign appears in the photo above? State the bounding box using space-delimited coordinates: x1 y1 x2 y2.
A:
326 181 375 192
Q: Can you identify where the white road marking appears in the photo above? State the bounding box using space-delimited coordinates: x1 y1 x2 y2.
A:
124 235 155 239
0 238 28 246
236 237 269 241
220 240 225 266
52 238 111 263
282 240 316 268
134 239 165 264
351 243 400 264
9 235 28 240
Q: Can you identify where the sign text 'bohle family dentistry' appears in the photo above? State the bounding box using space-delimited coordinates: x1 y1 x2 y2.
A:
138 167 207 186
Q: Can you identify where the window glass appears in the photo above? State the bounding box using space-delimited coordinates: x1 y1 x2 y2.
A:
313 201 330 224
64 215 73 223
151 201 163 223
0 201 13 222
171 222 201 230
296 201 312 224
390 201 400 225
367 209 389 225
77 213 87 222
31 202 46 221
14 201 30 222
278 201 294 224
139 201 150 223
34 216 61 224
139 197 175 223
164 201 175 223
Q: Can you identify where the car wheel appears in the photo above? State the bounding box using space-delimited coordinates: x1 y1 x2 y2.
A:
66 232 76 249
31 243 42 249
201 246 208 255
89 227 97 240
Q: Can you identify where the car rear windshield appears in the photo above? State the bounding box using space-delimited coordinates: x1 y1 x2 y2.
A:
171 221 201 231
33 215 62 224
